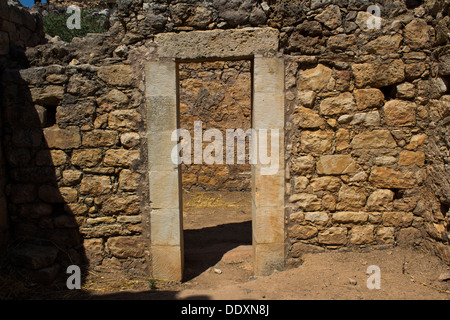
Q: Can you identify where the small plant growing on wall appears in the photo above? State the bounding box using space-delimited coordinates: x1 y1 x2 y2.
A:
43 7 108 42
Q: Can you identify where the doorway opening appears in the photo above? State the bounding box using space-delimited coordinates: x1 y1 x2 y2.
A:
178 59 253 281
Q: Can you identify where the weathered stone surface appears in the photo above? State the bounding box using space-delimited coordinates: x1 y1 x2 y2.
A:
310 176 341 192
319 92 356 116
335 128 350 151
398 150 425 166
101 194 140 215
366 189 394 211
84 238 104 266
322 194 336 212
293 176 309 192
104 149 140 167
300 130 333 153
289 225 318 240
354 88 385 110
383 100 416 127
79 176 112 196
404 19 431 50
297 64 332 92
71 149 103 168
315 4 342 30
155 27 279 59
369 167 415 189
119 169 140 191
82 130 118 147
289 193 322 211
351 130 397 149
108 110 142 131
350 225 374 245
43 126 81 149
318 227 347 245
376 227 395 244
30 86 64 106
96 89 129 112
62 170 83 186
305 212 329 225
363 35 402 54
98 65 134 87
316 155 356 175
332 212 368 224
405 134 427 150
294 107 325 129
297 90 316 108
290 155 315 175
337 186 367 211
120 132 140 148
396 82 415 99
107 236 145 259
352 60 405 88
382 212 414 228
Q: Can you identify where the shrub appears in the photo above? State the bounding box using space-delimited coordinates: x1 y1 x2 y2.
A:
43 9 108 42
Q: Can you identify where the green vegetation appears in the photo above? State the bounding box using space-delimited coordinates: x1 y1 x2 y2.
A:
43 9 108 42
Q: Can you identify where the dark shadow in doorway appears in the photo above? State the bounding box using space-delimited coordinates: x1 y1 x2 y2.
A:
183 220 252 281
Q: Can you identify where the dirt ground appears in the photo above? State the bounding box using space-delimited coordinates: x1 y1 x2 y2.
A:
5 191 448 300
81 191 450 300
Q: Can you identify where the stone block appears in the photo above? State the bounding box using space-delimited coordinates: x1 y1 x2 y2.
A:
300 130 333 153
369 167 415 189
316 155 356 175
150 208 182 246
253 206 284 244
151 245 183 281
352 60 405 88
254 173 284 208
98 65 134 87
104 149 141 168
108 110 142 131
383 100 416 127
350 225 374 245
318 227 347 245
79 176 112 196
290 155 315 175
155 27 279 59
253 243 285 276
71 149 102 168
289 225 318 240
354 88 385 110
82 130 118 147
398 150 425 166
43 126 81 149
289 193 322 211
107 236 145 259
366 189 394 211
149 170 180 209
351 130 397 149
319 92 356 116
297 64 332 92
332 212 368 224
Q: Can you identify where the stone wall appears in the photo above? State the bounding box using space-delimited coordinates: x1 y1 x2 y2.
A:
179 60 252 192
1 0 450 282
0 0 44 247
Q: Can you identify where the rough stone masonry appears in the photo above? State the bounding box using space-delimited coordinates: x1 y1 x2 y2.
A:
0 0 449 283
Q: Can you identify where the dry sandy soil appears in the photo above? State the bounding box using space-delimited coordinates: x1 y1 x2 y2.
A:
5 191 448 300
82 191 450 300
